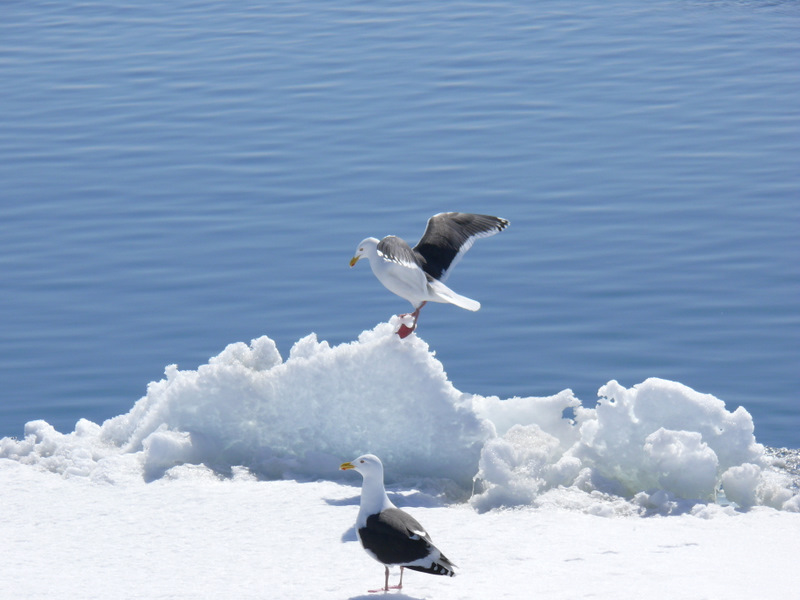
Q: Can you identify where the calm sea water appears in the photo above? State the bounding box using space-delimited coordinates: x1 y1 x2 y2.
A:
1 1 798 448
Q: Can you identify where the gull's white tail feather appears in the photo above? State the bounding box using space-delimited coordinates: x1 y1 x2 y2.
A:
427 279 480 311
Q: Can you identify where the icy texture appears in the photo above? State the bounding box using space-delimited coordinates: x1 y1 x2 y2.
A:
1 320 797 513
470 377 797 513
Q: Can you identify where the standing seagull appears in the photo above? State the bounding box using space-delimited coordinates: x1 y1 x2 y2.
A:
349 212 509 338
340 454 457 593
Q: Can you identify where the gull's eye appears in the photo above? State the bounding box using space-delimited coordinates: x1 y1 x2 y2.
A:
360 460 365 463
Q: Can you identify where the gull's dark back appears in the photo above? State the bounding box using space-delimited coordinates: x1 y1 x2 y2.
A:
376 236 421 268
413 213 509 281
358 508 433 565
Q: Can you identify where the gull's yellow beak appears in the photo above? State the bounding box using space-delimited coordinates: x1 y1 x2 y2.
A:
349 256 360 267
340 461 355 471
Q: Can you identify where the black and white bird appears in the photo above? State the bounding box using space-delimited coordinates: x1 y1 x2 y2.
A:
340 454 457 593
349 212 509 338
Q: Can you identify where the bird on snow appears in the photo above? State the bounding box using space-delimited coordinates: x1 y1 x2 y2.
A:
340 454 457 593
349 212 509 338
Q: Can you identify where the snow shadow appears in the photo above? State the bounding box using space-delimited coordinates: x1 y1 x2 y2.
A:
325 490 444 509
349 594 424 600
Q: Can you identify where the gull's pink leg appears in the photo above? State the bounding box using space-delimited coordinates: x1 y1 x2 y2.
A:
396 322 415 338
387 567 405 590
396 303 426 338
368 566 391 593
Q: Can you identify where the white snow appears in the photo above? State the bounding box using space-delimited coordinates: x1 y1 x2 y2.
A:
2 319 799 599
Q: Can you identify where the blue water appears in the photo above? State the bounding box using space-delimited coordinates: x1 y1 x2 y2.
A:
1 1 798 448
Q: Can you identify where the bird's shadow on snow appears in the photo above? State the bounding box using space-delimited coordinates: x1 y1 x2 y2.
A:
340 524 359 543
325 490 444 509
348 595 425 600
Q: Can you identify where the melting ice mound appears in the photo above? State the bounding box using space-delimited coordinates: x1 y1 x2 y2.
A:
2 321 797 514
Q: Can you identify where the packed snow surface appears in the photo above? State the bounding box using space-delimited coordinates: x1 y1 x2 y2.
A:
2 322 799 599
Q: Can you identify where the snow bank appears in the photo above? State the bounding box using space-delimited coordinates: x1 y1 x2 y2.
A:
472 378 798 513
1 320 797 513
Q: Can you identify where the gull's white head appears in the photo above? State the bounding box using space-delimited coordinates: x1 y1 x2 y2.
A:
340 453 384 479
349 237 379 267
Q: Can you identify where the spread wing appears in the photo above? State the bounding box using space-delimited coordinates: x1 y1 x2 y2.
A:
413 212 509 281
